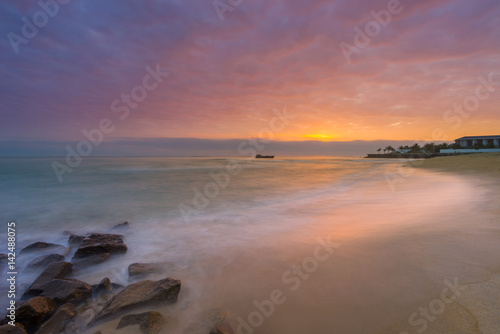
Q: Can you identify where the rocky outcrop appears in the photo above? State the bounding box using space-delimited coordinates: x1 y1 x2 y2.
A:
93 277 113 295
72 234 127 259
68 235 87 248
72 253 110 270
116 311 165 334
16 297 57 333
19 243 66 256
209 322 234 334
35 303 76 334
96 277 181 321
0 253 7 264
22 262 73 299
40 279 92 305
0 254 7 272
26 254 65 271
0 324 27 334
184 310 234 334
128 263 166 280
112 222 130 231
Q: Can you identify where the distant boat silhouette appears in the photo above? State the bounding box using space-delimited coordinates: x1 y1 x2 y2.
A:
256 154 274 159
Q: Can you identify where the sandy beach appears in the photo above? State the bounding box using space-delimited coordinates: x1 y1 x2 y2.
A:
384 153 500 334
418 153 500 176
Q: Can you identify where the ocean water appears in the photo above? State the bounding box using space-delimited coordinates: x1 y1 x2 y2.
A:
1 157 499 333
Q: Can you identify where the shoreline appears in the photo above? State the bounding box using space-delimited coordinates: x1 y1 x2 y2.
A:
406 153 500 334
416 152 500 176
2 156 500 333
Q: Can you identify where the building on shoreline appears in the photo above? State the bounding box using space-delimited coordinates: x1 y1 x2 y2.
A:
455 135 500 148
441 135 500 154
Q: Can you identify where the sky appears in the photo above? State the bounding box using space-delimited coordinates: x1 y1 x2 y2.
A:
0 0 499 156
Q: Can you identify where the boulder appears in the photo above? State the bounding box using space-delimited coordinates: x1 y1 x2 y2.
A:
19 243 66 256
40 279 92 305
35 303 76 334
128 263 166 280
93 277 113 295
116 311 165 334
16 297 57 333
72 234 127 259
96 277 181 321
68 235 87 248
23 262 73 299
26 254 65 271
112 222 130 231
209 322 234 334
0 253 7 264
184 310 233 334
64 296 109 332
72 253 110 270
0 324 27 334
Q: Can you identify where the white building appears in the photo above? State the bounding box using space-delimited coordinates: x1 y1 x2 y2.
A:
455 135 500 148
441 135 500 154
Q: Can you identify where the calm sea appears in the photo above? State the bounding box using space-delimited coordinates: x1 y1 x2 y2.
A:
1 157 498 333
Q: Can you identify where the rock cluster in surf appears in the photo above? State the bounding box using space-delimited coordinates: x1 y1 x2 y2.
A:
0 222 234 334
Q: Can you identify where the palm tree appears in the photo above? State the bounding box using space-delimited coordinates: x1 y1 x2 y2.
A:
410 143 421 153
423 142 437 153
377 148 382 154
385 146 395 154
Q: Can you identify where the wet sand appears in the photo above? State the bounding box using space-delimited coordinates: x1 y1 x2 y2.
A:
398 153 500 334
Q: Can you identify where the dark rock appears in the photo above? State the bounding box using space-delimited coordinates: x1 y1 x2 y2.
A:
184 310 232 334
23 262 73 299
112 222 130 231
26 254 65 271
96 277 181 321
64 298 107 332
116 311 165 334
0 254 8 264
0 324 27 334
72 234 127 259
19 243 66 256
35 303 76 334
68 234 87 248
210 322 234 334
73 253 111 270
128 263 166 280
16 297 57 333
93 277 113 295
40 279 92 305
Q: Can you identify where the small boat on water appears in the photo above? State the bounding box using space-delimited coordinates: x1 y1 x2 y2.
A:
256 154 275 159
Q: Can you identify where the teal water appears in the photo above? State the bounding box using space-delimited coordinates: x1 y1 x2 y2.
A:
0 157 386 234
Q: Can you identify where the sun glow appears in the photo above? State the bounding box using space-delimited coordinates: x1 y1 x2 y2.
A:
303 134 337 141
